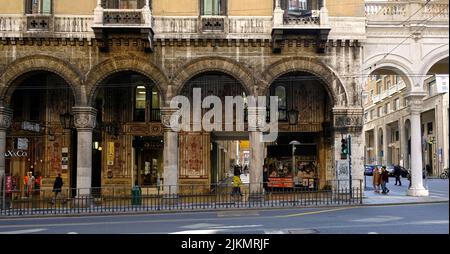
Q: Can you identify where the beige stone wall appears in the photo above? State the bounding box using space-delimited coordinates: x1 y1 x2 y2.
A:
153 0 198 16
1 0 24 14
54 0 97 15
228 0 272 16
327 0 365 17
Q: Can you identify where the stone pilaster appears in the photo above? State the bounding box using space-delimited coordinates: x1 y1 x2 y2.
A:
248 107 266 200
0 107 13 178
406 94 429 196
332 107 365 189
73 107 97 196
161 107 179 196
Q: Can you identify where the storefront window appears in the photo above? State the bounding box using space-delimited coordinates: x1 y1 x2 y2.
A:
275 86 287 121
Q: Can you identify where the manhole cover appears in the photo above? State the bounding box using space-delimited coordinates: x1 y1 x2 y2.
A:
288 229 319 234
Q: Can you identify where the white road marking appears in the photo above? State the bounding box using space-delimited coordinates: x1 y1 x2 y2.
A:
414 220 449 225
368 232 379 234
67 232 79 234
0 228 47 234
170 229 220 234
352 216 403 223
208 224 262 229
180 223 223 229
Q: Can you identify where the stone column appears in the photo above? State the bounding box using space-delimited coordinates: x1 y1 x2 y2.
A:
73 107 97 196
0 107 12 177
399 118 408 168
161 107 179 196
382 125 388 166
248 107 265 200
374 127 380 165
407 94 429 196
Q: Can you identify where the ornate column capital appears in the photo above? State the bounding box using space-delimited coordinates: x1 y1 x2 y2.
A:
0 107 13 131
405 92 426 115
160 107 179 132
72 107 97 131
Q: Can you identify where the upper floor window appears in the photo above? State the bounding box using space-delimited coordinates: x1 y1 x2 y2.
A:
394 98 400 111
26 0 52 14
288 0 308 13
201 0 227 15
377 106 382 117
376 81 382 95
427 80 436 97
134 85 161 122
102 0 147 9
370 109 375 120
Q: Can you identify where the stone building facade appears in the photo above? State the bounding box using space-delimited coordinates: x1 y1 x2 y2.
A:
0 0 368 196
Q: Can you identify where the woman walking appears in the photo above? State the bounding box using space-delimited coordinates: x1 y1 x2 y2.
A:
373 166 381 193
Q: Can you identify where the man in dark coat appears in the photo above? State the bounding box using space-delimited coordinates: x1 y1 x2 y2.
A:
52 174 63 204
393 165 402 186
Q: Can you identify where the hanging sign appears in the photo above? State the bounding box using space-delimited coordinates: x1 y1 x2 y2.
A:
107 142 114 166
61 147 69 170
21 121 41 133
4 150 28 157
17 138 29 150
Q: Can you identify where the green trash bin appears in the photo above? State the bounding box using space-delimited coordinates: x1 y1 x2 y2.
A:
131 186 142 206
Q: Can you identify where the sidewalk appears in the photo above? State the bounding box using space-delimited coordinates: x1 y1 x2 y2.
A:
363 177 449 205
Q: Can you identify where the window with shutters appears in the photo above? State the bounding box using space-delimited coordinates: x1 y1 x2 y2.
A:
25 0 52 14
102 0 148 9
201 0 227 16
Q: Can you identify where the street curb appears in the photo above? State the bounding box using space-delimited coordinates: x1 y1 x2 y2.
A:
0 200 448 219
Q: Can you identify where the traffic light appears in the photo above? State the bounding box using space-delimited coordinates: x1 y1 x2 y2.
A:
341 138 348 155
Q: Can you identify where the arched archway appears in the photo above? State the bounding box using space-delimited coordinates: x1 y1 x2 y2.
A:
91 70 165 190
85 57 170 107
172 57 255 98
176 71 250 188
261 57 348 107
3 70 77 194
0 55 84 106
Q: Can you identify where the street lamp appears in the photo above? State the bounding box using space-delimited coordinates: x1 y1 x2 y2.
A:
289 140 301 183
287 109 299 125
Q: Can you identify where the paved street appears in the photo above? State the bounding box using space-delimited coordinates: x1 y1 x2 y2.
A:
0 202 447 234
363 177 449 205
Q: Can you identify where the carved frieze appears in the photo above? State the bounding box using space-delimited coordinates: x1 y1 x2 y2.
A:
73 107 97 130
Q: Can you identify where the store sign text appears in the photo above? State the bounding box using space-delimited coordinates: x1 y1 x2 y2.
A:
4 150 28 157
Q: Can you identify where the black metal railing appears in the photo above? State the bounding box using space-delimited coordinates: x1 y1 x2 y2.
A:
0 180 363 216
150 108 161 122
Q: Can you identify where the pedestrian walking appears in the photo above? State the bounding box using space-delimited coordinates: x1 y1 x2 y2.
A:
373 166 381 193
231 166 243 197
380 166 390 194
263 164 269 193
52 173 64 204
394 165 402 186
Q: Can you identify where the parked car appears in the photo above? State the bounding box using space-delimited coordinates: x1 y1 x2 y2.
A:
364 165 375 176
386 165 395 176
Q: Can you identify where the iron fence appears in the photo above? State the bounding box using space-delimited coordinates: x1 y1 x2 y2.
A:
0 180 363 216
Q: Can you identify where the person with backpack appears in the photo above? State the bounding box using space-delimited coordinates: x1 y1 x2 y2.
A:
52 174 64 205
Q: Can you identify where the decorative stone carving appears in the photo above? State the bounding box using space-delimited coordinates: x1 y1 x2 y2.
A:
73 107 97 130
160 107 179 132
333 108 363 132
0 107 13 131
406 93 426 115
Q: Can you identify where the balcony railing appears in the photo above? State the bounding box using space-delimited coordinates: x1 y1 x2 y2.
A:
103 9 143 25
0 14 94 38
366 0 449 23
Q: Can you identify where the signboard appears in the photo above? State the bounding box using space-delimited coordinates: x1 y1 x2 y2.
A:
21 121 41 133
6 176 12 194
436 74 449 94
107 142 114 166
268 177 294 188
17 138 29 150
336 160 350 189
61 147 69 170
